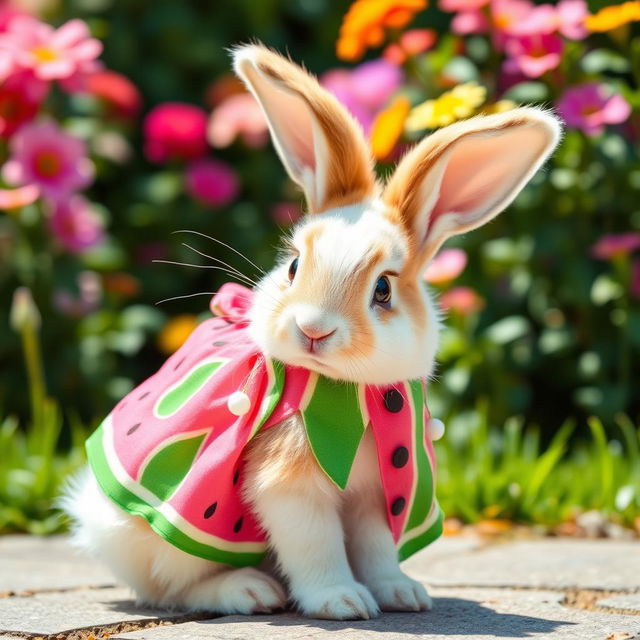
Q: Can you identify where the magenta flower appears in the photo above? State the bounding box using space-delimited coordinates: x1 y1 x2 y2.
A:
0 16 102 83
591 233 640 260
424 249 468 284
557 84 631 137
208 92 268 149
144 103 209 164
49 196 105 253
185 158 239 208
321 59 403 134
504 33 563 78
0 71 47 138
3 120 93 199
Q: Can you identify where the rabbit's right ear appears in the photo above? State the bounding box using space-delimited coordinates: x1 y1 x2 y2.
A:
233 44 376 214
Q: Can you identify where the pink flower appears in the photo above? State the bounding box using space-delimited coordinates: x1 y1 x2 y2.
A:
424 248 468 284
49 196 104 253
271 201 302 226
210 282 253 323
0 184 39 210
504 33 563 78
321 59 403 135
491 0 536 42
0 71 47 138
185 158 239 208
451 10 490 34
555 0 588 39
3 119 93 199
557 84 631 137
0 17 102 83
144 102 208 164
591 233 640 260
440 0 488 10
208 92 268 149
439 286 485 315
86 70 142 119
383 29 437 64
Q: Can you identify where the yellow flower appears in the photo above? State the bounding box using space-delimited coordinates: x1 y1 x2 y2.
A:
585 1 640 32
405 82 486 132
337 0 427 62
481 99 517 115
370 96 411 160
158 314 198 354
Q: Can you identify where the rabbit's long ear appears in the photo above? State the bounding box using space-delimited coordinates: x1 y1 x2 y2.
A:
384 108 561 270
233 44 375 213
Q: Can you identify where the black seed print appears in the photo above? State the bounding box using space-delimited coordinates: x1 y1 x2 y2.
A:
138 391 150 401
213 341 226 347
173 357 186 371
204 502 218 519
391 497 406 516
233 469 240 485
392 446 409 468
233 517 243 533
126 423 141 436
384 389 404 413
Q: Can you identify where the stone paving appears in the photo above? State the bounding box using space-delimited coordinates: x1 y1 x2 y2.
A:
0 534 639 640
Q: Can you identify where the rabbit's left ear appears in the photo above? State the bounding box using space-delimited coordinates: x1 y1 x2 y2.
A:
233 44 375 213
384 108 562 269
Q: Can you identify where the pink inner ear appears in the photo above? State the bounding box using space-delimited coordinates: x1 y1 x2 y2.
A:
252 76 317 174
428 127 547 233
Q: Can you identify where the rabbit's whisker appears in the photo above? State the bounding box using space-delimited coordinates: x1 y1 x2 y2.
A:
153 260 257 288
181 243 259 286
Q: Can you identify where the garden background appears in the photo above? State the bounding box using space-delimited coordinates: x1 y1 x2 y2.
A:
0 0 639 536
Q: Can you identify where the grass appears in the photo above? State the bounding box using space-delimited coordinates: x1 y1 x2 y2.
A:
435 401 640 529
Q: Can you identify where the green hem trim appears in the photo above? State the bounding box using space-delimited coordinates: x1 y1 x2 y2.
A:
86 426 267 568
397 508 444 562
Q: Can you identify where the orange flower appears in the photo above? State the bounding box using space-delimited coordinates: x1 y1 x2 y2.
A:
370 96 410 160
158 314 198 354
383 28 437 64
337 0 428 62
584 1 640 32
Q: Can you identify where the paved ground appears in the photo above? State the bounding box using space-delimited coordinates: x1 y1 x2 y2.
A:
0 534 639 640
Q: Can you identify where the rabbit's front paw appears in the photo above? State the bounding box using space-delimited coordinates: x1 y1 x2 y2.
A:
296 582 380 620
368 575 432 612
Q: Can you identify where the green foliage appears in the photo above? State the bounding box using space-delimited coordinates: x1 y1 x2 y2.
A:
436 403 640 527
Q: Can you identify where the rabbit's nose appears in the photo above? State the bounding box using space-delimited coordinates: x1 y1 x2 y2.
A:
297 322 336 342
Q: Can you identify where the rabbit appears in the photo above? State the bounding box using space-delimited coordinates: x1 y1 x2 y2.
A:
61 43 561 621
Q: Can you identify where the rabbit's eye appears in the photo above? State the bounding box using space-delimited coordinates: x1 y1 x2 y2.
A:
288 257 299 282
373 276 391 306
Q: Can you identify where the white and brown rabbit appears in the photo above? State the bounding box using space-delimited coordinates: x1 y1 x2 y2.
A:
62 44 561 620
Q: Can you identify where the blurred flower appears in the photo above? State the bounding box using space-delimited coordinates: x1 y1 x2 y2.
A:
557 84 631 137
336 0 427 61
271 201 302 226
504 33 563 78
205 74 245 109
491 0 535 40
184 158 239 208
439 286 485 314
440 0 488 10
631 261 640 299
10 286 41 332
103 272 141 298
406 82 486 131
424 248 468 284
370 96 411 160
0 6 27 33
0 71 47 137
481 99 517 114
53 270 102 317
48 195 104 253
591 233 640 260
451 9 489 34
585 1 640 33
0 184 39 210
383 29 437 64
321 59 403 134
208 92 268 149
555 0 588 39
3 119 93 199
144 102 208 164
92 131 132 164
0 16 102 83
158 314 198 354
86 70 142 119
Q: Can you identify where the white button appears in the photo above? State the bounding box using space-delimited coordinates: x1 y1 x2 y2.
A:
227 391 251 416
427 418 445 441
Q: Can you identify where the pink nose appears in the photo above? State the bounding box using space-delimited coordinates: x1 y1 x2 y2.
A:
297 324 336 342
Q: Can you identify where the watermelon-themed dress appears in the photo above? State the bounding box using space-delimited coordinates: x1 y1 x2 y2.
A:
86 283 444 568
